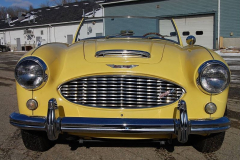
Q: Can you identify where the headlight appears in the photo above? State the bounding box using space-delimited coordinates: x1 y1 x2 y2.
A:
198 60 230 94
15 57 47 90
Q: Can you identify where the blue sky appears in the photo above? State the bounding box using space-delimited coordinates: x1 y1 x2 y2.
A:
0 0 50 9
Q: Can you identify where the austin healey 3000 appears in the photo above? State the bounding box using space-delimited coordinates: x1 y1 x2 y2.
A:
10 16 230 152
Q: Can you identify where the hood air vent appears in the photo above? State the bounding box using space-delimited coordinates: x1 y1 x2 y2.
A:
95 50 150 58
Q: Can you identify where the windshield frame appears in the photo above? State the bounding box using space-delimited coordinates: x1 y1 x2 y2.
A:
74 16 181 45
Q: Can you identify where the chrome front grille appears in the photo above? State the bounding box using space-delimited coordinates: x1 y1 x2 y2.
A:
59 75 185 108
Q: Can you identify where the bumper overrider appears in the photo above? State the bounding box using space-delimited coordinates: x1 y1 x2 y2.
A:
9 99 230 143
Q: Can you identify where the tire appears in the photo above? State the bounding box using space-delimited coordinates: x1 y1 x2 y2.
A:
2 48 6 52
21 130 55 151
224 105 228 116
191 132 225 153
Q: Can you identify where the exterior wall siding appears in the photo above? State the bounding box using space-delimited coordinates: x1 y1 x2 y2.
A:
105 0 218 17
1 27 53 51
104 0 219 48
220 0 240 38
104 0 240 46
104 18 158 37
0 33 5 45
79 21 104 39
53 24 79 43
0 20 103 51
0 24 80 51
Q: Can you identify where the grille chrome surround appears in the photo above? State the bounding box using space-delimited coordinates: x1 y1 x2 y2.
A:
96 50 150 58
59 75 185 108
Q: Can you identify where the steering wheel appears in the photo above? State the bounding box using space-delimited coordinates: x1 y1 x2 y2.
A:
143 32 164 38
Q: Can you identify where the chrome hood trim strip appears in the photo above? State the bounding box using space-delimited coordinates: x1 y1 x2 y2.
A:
96 50 151 58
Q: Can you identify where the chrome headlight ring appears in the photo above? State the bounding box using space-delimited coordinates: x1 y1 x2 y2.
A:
15 57 48 90
197 60 230 94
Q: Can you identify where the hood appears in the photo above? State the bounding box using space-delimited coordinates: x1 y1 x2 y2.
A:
83 39 166 64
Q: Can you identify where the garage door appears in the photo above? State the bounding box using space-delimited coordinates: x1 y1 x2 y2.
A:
160 15 214 49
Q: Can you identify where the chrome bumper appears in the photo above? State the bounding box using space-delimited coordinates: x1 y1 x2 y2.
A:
10 99 230 143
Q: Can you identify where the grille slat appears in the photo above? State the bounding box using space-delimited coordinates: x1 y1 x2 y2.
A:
60 75 185 108
61 86 181 91
64 97 181 100
62 93 182 98
61 90 183 94
64 83 176 86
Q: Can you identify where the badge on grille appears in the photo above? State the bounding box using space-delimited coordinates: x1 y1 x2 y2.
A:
107 64 138 68
159 89 175 99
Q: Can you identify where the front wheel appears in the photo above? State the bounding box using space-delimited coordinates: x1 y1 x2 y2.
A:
21 130 55 151
191 132 225 153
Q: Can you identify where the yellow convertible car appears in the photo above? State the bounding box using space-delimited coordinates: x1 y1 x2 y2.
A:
10 16 230 152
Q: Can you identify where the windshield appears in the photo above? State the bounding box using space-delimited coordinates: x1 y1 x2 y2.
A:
75 16 180 44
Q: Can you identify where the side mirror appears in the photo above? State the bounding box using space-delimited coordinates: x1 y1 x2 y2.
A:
186 35 196 45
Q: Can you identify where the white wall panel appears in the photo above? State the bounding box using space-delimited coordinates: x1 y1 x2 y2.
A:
0 33 4 45
160 15 214 49
54 24 79 43
1 21 103 50
79 21 103 39
174 15 214 49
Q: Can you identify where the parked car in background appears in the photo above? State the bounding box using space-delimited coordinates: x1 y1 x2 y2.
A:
0 44 10 52
10 16 231 153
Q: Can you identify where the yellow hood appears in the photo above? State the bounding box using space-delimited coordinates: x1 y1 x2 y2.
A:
83 39 166 64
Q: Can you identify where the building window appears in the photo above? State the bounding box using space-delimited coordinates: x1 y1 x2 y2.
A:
96 33 102 37
182 31 190 36
170 32 176 36
196 31 203 35
41 30 44 35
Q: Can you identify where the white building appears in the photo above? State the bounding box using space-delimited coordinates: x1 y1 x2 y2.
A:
0 1 103 51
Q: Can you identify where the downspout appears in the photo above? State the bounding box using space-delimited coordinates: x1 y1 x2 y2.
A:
8 31 11 46
47 27 49 43
49 25 52 43
4 32 6 45
99 4 105 36
4 32 7 46
218 0 221 49
54 27 56 42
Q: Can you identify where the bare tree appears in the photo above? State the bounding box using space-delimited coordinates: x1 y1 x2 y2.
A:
38 0 81 8
0 0 85 19
0 6 27 19
51 0 63 5
40 3 48 8
39 0 50 8
0 7 7 19
29 5 34 11
51 0 81 5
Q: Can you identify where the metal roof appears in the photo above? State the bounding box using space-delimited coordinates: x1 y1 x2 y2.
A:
0 1 100 30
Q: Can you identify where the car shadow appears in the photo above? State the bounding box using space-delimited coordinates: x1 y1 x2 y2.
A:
56 135 193 152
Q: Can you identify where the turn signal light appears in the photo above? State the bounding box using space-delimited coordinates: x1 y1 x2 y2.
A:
26 99 38 110
205 102 217 114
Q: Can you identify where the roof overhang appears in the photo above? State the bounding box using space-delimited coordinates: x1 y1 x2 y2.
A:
0 18 103 31
101 0 138 6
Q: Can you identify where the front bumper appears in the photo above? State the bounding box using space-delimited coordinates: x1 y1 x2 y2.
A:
10 99 230 143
